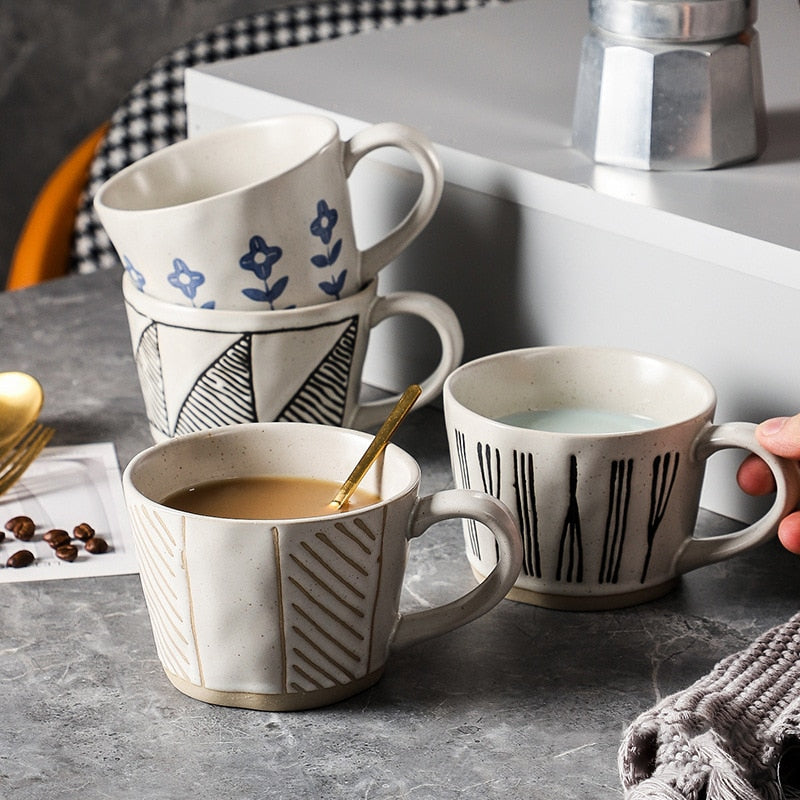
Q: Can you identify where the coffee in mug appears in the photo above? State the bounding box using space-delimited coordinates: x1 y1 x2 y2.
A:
162 475 381 519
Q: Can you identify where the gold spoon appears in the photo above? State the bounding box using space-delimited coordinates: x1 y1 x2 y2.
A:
0 372 45 448
329 384 422 511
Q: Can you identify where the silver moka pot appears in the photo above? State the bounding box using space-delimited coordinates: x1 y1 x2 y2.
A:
572 0 766 170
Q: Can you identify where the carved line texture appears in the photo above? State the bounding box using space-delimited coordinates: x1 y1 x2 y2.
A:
129 504 194 682
280 510 385 694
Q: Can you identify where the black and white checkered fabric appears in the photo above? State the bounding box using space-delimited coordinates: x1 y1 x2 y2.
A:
71 0 502 275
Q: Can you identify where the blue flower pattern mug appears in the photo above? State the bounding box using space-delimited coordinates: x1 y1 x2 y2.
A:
95 114 443 311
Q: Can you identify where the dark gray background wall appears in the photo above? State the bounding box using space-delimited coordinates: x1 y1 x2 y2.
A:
0 0 293 290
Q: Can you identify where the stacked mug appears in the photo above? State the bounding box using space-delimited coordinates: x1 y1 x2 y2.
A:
98 115 531 712
95 113 464 441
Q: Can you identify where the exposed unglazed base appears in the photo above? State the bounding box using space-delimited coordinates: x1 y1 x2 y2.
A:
164 667 385 711
471 566 679 611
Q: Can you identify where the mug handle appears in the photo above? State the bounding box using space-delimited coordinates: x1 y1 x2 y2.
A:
343 122 444 283
350 291 464 430
391 489 523 649
674 422 800 574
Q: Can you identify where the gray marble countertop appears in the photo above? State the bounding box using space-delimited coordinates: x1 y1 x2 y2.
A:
1 269 798 799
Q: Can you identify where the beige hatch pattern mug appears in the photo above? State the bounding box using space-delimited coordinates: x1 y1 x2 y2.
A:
123 423 523 711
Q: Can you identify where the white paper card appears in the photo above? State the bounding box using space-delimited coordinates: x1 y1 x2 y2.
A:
0 443 137 582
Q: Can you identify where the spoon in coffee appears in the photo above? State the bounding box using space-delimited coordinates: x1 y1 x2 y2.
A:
329 384 422 511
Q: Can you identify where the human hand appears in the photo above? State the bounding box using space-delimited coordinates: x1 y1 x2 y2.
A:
737 414 800 553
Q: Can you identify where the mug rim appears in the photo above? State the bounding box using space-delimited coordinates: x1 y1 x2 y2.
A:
94 113 340 215
123 421 422 524
443 345 718 436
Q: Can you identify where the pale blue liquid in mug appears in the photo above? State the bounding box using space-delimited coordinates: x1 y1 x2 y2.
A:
497 408 660 434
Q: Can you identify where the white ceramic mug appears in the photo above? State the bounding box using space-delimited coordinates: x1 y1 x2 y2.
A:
123 276 463 441
443 346 800 611
95 114 443 310
122 422 523 711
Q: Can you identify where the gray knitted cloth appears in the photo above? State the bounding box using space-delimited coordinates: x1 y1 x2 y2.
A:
619 613 800 800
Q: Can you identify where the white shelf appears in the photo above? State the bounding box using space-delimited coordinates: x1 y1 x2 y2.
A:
187 0 800 283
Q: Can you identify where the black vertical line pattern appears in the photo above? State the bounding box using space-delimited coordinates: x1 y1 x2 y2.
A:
607 461 625 582
640 452 680 583
598 460 618 584
556 455 583 583
512 450 541 578
454 429 480 558
477 441 502 563
599 458 634 584
612 460 634 584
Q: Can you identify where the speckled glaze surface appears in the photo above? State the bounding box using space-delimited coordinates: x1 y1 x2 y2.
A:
123 277 463 440
444 347 799 610
94 114 443 311
122 422 522 710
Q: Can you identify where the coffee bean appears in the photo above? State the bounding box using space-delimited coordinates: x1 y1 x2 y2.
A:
5 515 35 541
55 544 79 562
85 536 108 554
7 550 34 568
44 529 71 548
73 522 95 541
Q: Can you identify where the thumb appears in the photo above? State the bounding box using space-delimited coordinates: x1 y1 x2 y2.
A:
756 414 800 460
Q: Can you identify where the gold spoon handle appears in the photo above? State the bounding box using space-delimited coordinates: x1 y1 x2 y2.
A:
330 384 422 510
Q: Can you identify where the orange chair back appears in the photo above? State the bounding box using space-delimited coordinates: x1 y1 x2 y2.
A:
7 123 109 290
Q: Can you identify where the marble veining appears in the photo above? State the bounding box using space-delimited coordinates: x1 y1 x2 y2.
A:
0 270 798 798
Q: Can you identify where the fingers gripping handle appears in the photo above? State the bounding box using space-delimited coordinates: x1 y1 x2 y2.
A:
675 422 800 574
343 122 444 283
350 291 464 431
391 489 523 650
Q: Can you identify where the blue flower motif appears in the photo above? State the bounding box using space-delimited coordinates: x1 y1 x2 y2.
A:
168 258 205 302
239 235 289 309
309 199 346 300
123 256 146 291
240 235 283 281
319 270 348 299
310 200 338 245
